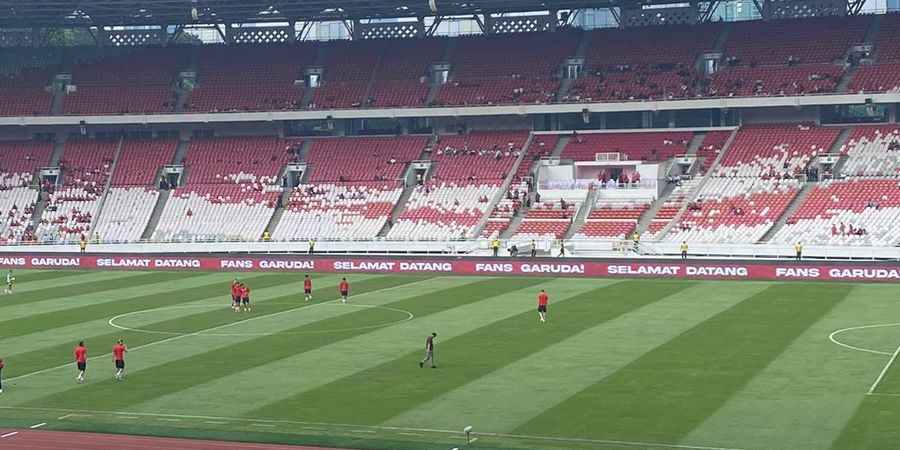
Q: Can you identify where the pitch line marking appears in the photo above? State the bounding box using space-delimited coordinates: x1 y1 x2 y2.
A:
28 423 45 429
56 414 73 420
1 431 18 438
7 277 434 382
203 421 227 425
870 343 900 394
828 323 900 356
0 405 746 450
107 303 414 337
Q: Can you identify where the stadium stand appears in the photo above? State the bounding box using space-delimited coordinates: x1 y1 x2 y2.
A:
561 131 693 162
64 47 188 115
388 132 527 240
0 140 53 242
434 31 579 106
839 126 900 177
575 198 651 239
849 15 900 93
38 139 117 241
772 178 900 245
152 137 287 241
187 43 316 113
272 136 426 240
312 40 382 110
367 38 445 108
92 138 177 242
711 124 839 178
565 24 720 102
663 177 803 243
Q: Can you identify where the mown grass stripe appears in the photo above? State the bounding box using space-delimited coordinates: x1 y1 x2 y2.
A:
0 273 366 359
0 271 209 309
385 281 774 433
514 282 854 444
0 270 140 299
129 277 607 417
685 283 895 450
4 270 95 286
246 279 696 424
18 275 440 408
0 272 310 375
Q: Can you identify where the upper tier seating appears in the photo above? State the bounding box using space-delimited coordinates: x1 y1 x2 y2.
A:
847 13 900 92
152 136 289 241
434 31 578 106
724 16 870 66
561 132 693 162
705 64 843 97
664 177 801 243
64 46 188 115
368 38 445 108
565 24 719 102
575 199 651 239
187 44 315 113
0 68 55 116
840 126 900 177
772 178 900 245
312 40 382 109
712 124 839 178
38 139 117 240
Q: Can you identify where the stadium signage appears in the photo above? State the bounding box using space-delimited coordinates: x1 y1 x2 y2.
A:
30 256 80 267
6 254 900 282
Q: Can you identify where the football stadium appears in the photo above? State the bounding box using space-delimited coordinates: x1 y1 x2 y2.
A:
0 0 900 449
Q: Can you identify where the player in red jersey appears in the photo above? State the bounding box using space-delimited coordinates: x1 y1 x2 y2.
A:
339 278 349 303
74 341 87 384
231 279 240 311
112 339 128 380
240 283 251 312
537 289 549 323
303 275 312 302
0 356 4 393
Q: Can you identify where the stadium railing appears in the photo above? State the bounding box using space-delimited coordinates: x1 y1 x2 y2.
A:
2 239 900 260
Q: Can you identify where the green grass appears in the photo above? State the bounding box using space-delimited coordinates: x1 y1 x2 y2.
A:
0 270 899 449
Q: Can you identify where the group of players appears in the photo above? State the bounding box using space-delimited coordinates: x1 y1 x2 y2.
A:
56 274 544 385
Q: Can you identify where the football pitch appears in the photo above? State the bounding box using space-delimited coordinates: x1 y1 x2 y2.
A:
2 269 900 450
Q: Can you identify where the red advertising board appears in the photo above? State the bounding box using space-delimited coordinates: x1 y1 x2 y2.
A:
5 254 900 282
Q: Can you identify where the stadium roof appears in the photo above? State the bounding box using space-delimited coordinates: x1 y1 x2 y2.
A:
0 1 630 27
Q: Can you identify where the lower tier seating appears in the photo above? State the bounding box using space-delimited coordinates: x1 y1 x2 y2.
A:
387 182 499 240
772 178 900 245
93 187 159 243
663 177 801 243
273 182 401 240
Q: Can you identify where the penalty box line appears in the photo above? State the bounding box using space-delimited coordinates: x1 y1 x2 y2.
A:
868 343 900 395
0 405 746 450
6 277 437 383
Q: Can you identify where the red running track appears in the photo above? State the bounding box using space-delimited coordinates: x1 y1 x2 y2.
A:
0 428 358 450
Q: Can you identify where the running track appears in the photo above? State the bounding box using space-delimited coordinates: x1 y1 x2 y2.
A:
0 428 358 450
